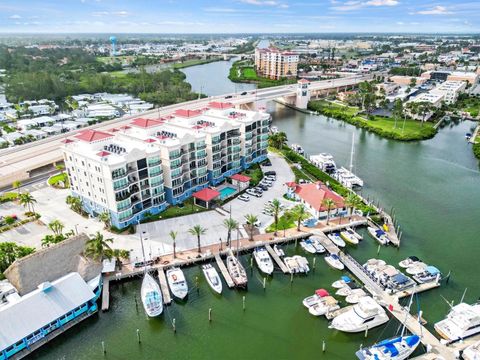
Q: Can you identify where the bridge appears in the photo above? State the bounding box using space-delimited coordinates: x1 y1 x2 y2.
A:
0 75 370 189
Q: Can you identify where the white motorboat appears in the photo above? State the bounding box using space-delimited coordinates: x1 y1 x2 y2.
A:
309 296 340 317
329 297 389 333
166 267 189 300
363 258 387 272
332 275 352 289
346 289 367 304
273 244 285 257
310 236 326 253
340 230 359 245
290 143 305 155
334 167 364 188
405 262 427 275
398 256 421 269
303 288 330 308
336 286 353 297
270 126 279 134
253 247 274 275
300 239 317 254
434 302 480 342
325 254 344 270
355 335 421 360
284 257 300 274
294 255 310 273
202 264 222 295
367 227 390 245
462 340 480 360
413 266 441 284
141 272 163 317
309 153 337 174
227 254 248 288
327 232 346 247
346 226 363 240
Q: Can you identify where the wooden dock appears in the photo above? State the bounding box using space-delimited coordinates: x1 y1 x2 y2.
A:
265 244 289 273
214 253 235 288
101 278 110 311
157 268 172 305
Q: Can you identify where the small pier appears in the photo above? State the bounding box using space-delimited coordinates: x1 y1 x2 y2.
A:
214 253 235 288
157 268 172 305
101 278 110 311
265 244 289 273
397 281 441 299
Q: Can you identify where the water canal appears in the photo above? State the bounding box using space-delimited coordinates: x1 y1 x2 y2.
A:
34 59 480 360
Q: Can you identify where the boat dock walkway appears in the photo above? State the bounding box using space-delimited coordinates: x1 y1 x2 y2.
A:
265 244 289 273
214 253 235 288
313 230 456 360
101 278 110 311
157 268 172 305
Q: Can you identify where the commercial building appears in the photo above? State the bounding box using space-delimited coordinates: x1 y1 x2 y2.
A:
62 103 269 228
410 92 444 108
431 80 466 104
389 76 427 87
255 47 299 80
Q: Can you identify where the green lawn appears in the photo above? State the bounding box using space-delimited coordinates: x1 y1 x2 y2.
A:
0 192 19 203
151 199 208 220
48 173 69 188
266 214 295 233
241 163 263 186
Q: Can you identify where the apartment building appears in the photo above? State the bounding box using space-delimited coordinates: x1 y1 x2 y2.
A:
62 103 269 228
431 80 466 104
254 47 299 80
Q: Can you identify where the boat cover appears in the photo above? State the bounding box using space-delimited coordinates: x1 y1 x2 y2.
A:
409 256 420 262
425 266 440 275
392 273 409 284
341 275 352 283
315 289 329 297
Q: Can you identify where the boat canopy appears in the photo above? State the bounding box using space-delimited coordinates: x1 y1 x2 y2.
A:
392 273 409 284
341 275 352 283
315 289 329 297
425 266 440 275
375 230 386 236
408 256 420 262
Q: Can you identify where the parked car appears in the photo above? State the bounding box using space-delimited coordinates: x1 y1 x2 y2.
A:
257 184 269 191
264 171 276 176
261 180 273 187
238 194 250 202
262 209 273 215
246 188 262 197
225 95 233 99
241 91 247 95
254 187 263 194
265 175 276 181
263 159 272 166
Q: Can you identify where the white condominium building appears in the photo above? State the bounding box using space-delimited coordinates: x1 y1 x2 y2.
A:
431 80 466 104
62 102 270 228
255 47 299 80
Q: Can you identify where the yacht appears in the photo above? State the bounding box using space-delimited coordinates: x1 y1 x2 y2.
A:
413 266 441 284
340 230 359 245
398 256 421 269
462 340 480 360
329 297 389 333
332 275 352 289
300 239 317 254
355 335 421 360
166 267 189 300
141 272 163 317
253 247 274 275
325 254 345 270
310 236 326 253
227 254 248 288
290 143 305 155
434 302 480 342
334 167 364 188
202 264 223 295
367 227 390 245
309 153 337 174
327 232 346 247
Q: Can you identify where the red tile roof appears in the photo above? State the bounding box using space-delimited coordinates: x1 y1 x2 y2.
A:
131 118 164 128
61 138 75 144
285 181 297 187
174 109 202 118
208 101 234 110
96 151 111 157
193 188 220 202
74 130 113 143
230 174 251 183
294 181 344 212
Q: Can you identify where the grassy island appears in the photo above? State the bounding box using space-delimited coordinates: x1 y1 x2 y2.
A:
308 100 436 141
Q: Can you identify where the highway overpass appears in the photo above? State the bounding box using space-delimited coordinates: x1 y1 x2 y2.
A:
0 75 369 189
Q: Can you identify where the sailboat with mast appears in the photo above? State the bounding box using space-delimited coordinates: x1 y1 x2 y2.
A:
355 288 420 359
334 133 364 189
139 229 163 317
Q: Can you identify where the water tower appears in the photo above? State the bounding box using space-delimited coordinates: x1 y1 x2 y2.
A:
109 35 117 56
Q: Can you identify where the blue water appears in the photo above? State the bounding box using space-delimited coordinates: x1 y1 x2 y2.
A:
219 186 236 200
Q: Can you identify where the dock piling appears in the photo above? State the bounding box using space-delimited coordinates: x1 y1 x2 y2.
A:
136 329 141 344
313 257 316 270
322 340 326 352
365 326 368 338
101 341 106 355
263 277 266 290
242 296 246 311
172 318 176 333
209 308 212 322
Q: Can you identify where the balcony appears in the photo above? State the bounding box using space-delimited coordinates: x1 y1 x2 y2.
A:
169 150 184 160
149 169 163 177
114 182 129 192
127 167 137 175
148 160 161 167
112 170 127 180
131 196 141 205
196 144 207 150
117 203 131 212
115 192 131 202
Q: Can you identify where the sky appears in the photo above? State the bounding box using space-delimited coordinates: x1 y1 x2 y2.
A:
0 0 479 34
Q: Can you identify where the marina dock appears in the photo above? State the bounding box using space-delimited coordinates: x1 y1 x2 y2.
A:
214 253 235 288
157 268 172 305
265 244 289 273
101 278 110 311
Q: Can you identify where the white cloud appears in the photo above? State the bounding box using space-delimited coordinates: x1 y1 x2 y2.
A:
203 7 239 12
9 14 21 19
91 10 130 17
113 11 129 17
416 6 452 15
240 0 288 8
331 0 398 11
366 0 398 6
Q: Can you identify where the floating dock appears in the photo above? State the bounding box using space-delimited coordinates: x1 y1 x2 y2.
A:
157 268 172 305
101 278 110 311
214 253 235 288
265 244 289 273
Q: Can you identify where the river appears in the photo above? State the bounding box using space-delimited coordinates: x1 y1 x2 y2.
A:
34 56 480 360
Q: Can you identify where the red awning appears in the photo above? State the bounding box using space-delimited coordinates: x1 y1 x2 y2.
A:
193 188 220 202
230 174 251 183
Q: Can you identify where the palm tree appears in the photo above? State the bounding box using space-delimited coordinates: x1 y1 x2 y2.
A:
18 192 37 214
223 218 239 247
344 193 359 220
110 248 130 268
188 225 207 253
245 214 258 241
392 99 403 129
322 198 336 225
268 199 282 236
291 204 308 231
98 211 111 229
84 232 113 261
169 230 178 258
268 131 288 149
66 195 83 214
48 219 64 236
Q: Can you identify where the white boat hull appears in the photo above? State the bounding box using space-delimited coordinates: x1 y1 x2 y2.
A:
202 264 223 295
325 255 344 270
166 268 189 300
327 233 346 247
253 248 274 275
141 273 163 317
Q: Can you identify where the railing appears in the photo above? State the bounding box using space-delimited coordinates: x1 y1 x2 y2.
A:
112 171 127 180
169 151 183 160
117 203 131 212
115 192 131 202
113 183 129 192
149 170 162 177
196 144 207 150
148 160 161 167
